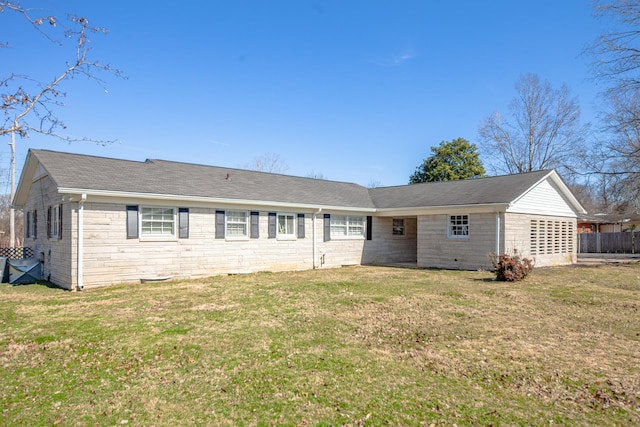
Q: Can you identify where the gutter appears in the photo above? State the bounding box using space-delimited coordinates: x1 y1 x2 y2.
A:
57 188 376 214
313 208 322 268
77 194 86 291
495 212 501 255
375 203 511 217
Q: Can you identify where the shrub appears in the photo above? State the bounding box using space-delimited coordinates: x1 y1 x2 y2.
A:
490 252 534 282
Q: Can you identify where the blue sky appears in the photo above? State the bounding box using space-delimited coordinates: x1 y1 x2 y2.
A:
2 1 611 190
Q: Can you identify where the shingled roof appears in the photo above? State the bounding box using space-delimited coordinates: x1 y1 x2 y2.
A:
15 149 582 214
368 170 554 209
19 149 375 209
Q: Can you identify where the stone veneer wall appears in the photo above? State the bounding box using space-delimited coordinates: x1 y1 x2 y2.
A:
503 213 577 267
417 212 499 271
74 203 372 288
362 217 417 264
23 175 73 289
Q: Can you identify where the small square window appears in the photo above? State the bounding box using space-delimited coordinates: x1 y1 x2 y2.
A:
392 219 405 236
448 215 469 238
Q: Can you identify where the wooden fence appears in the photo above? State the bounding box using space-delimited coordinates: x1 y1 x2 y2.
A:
578 232 638 254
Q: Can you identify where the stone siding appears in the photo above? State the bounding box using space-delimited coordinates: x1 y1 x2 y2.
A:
362 217 417 264
417 213 498 270
504 213 577 267
22 175 73 289
72 204 369 288
22 186 577 289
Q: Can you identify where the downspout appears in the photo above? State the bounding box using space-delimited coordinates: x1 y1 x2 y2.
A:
495 212 501 255
313 208 322 268
77 194 86 291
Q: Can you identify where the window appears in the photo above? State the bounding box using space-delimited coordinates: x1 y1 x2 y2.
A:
392 218 405 236
26 210 37 239
48 205 61 239
178 208 189 239
448 215 469 238
330 215 366 237
141 207 175 236
278 213 295 237
226 211 248 238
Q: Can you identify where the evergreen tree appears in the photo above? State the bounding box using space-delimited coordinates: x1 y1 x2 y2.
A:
409 138 485 183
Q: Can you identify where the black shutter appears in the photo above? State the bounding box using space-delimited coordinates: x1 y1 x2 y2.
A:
178 208 189 238
297 213 305 238
26 212 31 239
250 212 259 238
58 204 63 240
366 216 372 241
34 210 37 237
215 210 225 239
47 206 51 239
323 213 331 242
268 212 277 238
126 205 139 239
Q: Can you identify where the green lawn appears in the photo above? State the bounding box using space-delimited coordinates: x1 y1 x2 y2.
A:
1 264 639 426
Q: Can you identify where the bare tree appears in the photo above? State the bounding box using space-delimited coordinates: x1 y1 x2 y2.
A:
306 171 328 180
588 0 640 97
578 1 640 214
592 89 640 213
0 195 22 246
478 74 586 176
243 153 289 174
366 179 382 188
1 1 121 245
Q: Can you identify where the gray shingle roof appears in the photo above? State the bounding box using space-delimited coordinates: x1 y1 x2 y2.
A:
368 170 553 209
25 149 563 212
29 149 375 209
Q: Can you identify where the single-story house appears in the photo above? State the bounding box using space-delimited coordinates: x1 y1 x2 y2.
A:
13 149 587 290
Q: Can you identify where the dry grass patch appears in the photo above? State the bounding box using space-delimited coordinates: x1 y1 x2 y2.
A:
0 264 639 426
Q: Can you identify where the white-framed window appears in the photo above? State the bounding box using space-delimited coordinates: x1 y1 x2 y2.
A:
49 205 60 239
331 215 366 237
141 207 175 237
448 214 469 238
226 210 248 238
277 213 295 237
392 218 405 236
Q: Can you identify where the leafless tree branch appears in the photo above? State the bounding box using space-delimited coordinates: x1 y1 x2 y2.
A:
478 73 587 177
1 1 123 144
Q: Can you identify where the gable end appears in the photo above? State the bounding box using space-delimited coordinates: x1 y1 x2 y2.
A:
507 178 577 217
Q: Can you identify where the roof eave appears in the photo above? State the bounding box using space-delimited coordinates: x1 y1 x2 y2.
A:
58 188 377 213
13 150 40 208
375 203 511 216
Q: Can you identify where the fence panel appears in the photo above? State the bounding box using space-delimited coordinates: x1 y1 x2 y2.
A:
579 232 638 253
0 247 34 259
